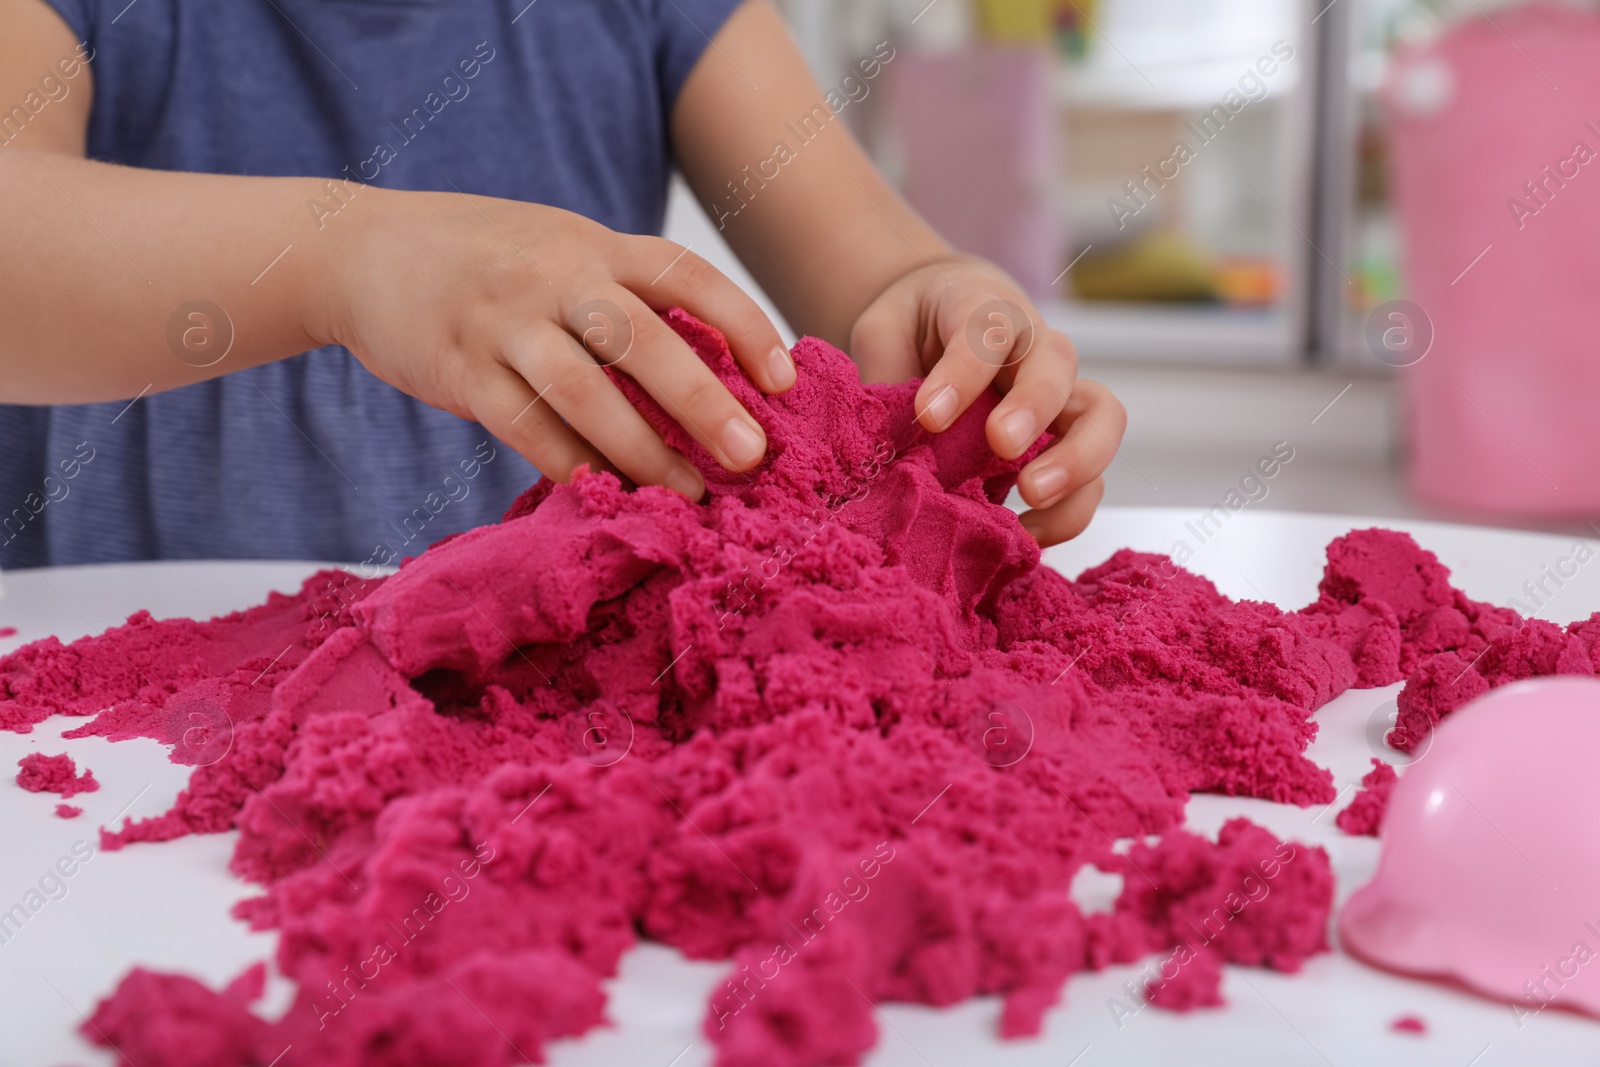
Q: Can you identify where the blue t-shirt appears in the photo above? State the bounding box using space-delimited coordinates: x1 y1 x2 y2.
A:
1 0 741 569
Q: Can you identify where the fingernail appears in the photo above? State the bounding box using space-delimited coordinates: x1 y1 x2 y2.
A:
768 345 796 390
721 418 766 468
923 384 959 430
1000 408 1036 453
666 465 704 500
1030 464 1069 505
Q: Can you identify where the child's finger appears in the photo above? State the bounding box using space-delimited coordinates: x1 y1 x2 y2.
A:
912 294 1032 433
985 325 1078 460
613 236 795 394
847 286 925 383
1016 379 1126 511
603 289 771 473
506 328 706 500
1019 477 1104 547
468 362 608 483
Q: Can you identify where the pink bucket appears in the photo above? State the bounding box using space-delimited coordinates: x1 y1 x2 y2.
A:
1386 4 1600 515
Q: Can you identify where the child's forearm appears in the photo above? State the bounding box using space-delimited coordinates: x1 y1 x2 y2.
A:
0 146 793 496
671 1 959 349
0 149 351 403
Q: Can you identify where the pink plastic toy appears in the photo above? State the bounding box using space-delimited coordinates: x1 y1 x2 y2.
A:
1341 676 1600 1019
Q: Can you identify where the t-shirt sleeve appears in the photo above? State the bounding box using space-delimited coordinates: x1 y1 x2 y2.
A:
38 0 94 42
654 0 746 107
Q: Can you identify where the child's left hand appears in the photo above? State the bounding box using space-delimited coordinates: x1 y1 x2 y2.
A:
849 257 1126 547
672 1 1124 548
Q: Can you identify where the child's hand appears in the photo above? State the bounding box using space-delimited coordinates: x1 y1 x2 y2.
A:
325 188 795 501
849 258 1126 547
668 2 1119 547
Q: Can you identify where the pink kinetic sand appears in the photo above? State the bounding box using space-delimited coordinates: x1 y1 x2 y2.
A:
1336 758 1399 837
1391 1014 1427 1034
16 752 99 798
0 311 1573 1067
0 626 18 638
56 803 83 818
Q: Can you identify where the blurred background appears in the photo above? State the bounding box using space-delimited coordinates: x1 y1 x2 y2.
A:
666 0 1600 535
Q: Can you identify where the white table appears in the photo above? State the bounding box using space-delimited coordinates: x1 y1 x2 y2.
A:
2 508 1598 1067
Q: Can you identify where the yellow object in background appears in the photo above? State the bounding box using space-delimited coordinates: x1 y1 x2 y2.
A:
974 0 1056 42
1070 231 1218 303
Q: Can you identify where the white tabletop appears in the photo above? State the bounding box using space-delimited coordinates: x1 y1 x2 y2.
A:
2 508 1598 1067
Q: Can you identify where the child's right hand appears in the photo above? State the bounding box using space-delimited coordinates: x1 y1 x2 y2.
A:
322 187 796 501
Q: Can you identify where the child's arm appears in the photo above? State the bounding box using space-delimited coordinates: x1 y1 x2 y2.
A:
673 2 1125 545
0 0 794 500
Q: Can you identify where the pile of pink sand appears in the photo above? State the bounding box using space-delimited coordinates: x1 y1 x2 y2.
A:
16 751 98 798
2 312 1584 1067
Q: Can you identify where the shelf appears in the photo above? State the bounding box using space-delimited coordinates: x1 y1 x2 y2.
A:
1055 58 1301 112
1040 298 1299 366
